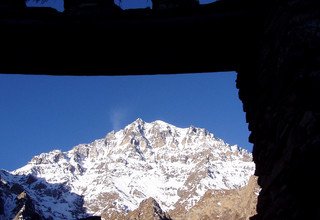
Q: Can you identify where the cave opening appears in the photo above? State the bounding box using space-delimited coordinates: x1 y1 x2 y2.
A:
0 71 258 219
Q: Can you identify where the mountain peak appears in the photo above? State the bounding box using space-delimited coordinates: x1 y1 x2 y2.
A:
5 120 255 220
128 118 173 129
123 118 146 132
134 118 145 125
152 119 172 126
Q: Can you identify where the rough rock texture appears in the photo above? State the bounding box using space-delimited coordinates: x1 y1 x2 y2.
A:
12 191 42 220
126 198 172 220
236 0 320 219
170 175 259 220
11 119 254 219
1 119 256 220
102 175 258 220
0 170 89 220
0 175 42 220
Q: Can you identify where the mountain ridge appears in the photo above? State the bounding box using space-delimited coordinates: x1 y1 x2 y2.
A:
1 119 256 220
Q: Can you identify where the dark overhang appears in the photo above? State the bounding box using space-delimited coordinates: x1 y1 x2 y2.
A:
0 0 262 75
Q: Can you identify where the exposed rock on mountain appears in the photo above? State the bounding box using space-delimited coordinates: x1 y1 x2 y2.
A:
126 197 172 220
0 173 42 220
12 191 41 220
0 119 256 220
179 175 259 220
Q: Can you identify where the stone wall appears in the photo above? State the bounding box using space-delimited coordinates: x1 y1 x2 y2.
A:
237 0 320 219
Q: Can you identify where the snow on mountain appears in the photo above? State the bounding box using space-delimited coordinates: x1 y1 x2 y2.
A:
2 119 255 219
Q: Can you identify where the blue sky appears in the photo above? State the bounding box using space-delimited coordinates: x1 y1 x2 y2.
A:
0 73 251 171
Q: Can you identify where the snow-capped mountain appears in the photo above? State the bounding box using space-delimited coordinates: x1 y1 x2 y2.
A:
0 119 255 220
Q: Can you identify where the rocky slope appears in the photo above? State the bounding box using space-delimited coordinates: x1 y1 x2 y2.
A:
0 119 256 219
180 175 259 220
126 197 172 220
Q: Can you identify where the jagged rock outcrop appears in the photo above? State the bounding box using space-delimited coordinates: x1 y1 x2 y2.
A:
179 175 259 220
0 170 89 220
12 191 42 220
126 198 171 220
0 174 42 220
103 176 259 220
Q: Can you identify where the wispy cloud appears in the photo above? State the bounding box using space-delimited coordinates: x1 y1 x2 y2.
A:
110 108 127 132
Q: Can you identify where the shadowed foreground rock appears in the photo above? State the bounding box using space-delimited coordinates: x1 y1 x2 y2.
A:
100 176 259 220
236 0 320 219
13 191 42 220
126 198 172 220
170 176 259 220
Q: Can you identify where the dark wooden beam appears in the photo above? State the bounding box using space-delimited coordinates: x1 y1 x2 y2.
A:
0 0 262 75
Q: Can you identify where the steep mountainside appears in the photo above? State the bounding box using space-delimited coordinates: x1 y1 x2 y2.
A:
180 175 259 220
0 119 256 219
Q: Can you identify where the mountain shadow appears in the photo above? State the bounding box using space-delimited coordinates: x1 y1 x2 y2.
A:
0 170 100 220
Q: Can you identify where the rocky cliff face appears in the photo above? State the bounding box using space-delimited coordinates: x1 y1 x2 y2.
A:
236 0 320 219
0 170 87 220
1 119 257 219
12 191 42 220
0 173 42 220
181 175 259 220
126 198 172 220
